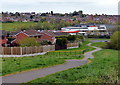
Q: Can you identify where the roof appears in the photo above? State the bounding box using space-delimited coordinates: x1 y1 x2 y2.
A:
10 31 21 36
40 30 55 37
23 30 42 36
10 30 42 36
0 30 8 36
54 32 69 37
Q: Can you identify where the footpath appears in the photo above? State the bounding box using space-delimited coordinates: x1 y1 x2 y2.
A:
1 43 102 84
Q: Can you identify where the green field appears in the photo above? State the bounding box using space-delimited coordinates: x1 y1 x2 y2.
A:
27 49 118 84
87 38 110 41
91 42 107 48
2 41 94 76
1 22 37 31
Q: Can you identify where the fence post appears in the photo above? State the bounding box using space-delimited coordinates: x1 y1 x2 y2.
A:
11 47 13 55
20 47 22 55
26 47 27 54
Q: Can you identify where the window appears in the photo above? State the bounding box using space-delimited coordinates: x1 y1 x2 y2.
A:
38 35 41 38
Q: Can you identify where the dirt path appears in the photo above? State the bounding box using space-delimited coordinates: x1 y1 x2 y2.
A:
1 43 102 84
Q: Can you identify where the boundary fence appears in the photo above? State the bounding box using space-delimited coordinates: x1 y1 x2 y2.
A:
0 45 55 55
0 43 79 55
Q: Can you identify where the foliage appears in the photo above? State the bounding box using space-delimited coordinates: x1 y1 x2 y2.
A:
87 35 110 39
76 35 84 42
40 40 52 45
105 31 120 50
17 37 40 47
67 35 76 42
56 38 67 46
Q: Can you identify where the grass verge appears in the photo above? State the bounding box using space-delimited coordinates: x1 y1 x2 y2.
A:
2 41 94 76
91 42 107 48
27 49 118 84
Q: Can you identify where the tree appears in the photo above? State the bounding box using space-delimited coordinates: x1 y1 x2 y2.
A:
105 31 120 50
51 11 54 15
78 10 83 17
17 37 40 47
110 31 120 50
67 35 76 42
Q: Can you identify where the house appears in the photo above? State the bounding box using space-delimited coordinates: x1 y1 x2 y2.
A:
0 30 8 47
8 29 70 46
38 30 69 44
38 30 56 44
9 30 57 46
9 30 43 46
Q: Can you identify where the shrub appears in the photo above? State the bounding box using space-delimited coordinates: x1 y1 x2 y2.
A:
67 35 76 42
40 40 51 45
56 38 67 46
105 31 120 50
17 37 40 47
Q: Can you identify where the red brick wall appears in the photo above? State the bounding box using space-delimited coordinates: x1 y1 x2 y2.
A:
16 32 28 39
39 34 55 43
12 32 29 43
0 37 7 46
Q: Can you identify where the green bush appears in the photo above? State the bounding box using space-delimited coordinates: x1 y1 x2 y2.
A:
56 38 67 46
106 31 120 50
67 35 76 42
17 37 40 47
40 40 51 45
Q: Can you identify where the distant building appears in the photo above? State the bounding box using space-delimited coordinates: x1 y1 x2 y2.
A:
61 24 107 35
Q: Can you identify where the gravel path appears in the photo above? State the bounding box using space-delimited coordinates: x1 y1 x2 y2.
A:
1 43 102 84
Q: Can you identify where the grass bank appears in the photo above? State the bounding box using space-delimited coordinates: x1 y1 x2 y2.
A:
2 41 94 76
91 42 107 48
87 38 110 41
1 22 37 31
27 49 118 84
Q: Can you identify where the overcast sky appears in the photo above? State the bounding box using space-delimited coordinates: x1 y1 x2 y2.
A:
1 0 119 15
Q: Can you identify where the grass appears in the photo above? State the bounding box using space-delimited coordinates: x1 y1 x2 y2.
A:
91 42 107 48
0 58 2 76
27 49 119 84
1 41 94 76
87 38 110 41
1 22 37 31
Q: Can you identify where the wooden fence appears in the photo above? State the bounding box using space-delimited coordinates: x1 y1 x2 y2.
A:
67 43 79 48
0 45 55 55
0 43 79 55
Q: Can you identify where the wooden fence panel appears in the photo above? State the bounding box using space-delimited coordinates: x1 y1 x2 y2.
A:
0 45 55 55
0 47 3 55
67 43 79 47
21 47 26 55
3 47 11 55
12 47 20 55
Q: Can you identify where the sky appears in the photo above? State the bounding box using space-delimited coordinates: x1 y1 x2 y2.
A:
0 0 119 15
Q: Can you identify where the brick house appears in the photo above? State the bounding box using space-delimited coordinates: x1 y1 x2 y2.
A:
8 29 69 46
9 30 56 46
9 30 42 46
0 30 8 47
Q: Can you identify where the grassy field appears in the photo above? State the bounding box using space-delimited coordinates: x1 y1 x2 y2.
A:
27 49 118 84
0 58 2 76
1 22 37 31
2 41 94 76
91 42 107 48
87 38 110 41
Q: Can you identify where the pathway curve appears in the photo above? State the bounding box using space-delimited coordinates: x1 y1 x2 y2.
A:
1 43 102 84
